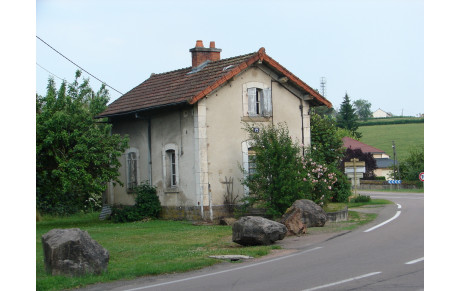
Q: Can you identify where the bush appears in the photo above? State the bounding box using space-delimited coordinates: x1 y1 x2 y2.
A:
330 169 352 203
351 194 371 203
241 123 305 218
111 183 161 223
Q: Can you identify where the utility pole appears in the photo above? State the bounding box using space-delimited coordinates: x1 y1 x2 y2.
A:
392 141 401 189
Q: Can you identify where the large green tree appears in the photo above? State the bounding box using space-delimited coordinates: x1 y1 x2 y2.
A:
336 93 362 139
36 71 129 215
310 113 352 202
241 123 305 217
353 99 372 121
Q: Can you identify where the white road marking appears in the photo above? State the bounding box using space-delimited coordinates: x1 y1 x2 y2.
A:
364 211 401 232
405 257 424 265
302 272 382 291
397 203 402 209
124 247 323 291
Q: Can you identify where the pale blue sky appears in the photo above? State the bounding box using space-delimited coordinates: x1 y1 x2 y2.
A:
36 0 424 116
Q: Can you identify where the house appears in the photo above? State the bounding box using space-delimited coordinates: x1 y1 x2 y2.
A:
372 108 392 118
97 40 332 220
342 137 396 180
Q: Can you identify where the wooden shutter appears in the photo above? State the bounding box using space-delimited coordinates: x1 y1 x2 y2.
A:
262 88 272 116
247 87 257 116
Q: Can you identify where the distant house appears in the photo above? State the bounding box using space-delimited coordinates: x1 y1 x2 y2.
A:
372 108 392 118
97 40 332 221
342 137 396 180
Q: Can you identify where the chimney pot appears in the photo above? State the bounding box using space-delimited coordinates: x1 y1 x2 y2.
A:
189 40 222 68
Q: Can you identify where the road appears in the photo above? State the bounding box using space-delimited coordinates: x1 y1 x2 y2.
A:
85 191 424 291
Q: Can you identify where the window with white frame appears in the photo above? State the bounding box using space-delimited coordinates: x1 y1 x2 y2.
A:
242 140 256 195
167 149 177 187
247 87 272 117
163 144 179 189
125 148 140 192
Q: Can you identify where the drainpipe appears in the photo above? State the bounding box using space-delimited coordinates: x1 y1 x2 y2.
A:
147 118 152 185
299 103 305 156
208 183 213 221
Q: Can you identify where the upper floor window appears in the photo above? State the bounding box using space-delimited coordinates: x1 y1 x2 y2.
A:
248 87 272 117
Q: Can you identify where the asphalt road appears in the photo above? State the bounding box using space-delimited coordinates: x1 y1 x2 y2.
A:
83 191 424 291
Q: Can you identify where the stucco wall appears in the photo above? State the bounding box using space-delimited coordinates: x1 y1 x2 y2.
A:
109 107 197 208
204 66 310 207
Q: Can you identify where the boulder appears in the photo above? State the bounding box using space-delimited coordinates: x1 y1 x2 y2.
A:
280 207 307 236
219 217 237 226
281 199 327 230
42 228 109 276
232 216 287 246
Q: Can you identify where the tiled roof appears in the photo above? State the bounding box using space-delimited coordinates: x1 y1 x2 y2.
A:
98 48 331 118
342 137 385 154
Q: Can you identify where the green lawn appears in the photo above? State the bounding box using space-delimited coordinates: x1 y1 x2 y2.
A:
358 123 424 161
36 214 277 291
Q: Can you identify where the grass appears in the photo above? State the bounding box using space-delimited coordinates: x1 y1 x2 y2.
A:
358 123 424 161
36 214 277 291
37 199 391 290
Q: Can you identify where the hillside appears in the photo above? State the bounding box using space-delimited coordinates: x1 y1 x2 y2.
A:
358 123 424 161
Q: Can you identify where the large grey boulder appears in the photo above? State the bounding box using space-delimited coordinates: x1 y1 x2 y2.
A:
281 199 327 230
42 228 109 276
232 216 287 246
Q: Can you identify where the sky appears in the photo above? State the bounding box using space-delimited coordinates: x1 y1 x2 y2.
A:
35 0 424 117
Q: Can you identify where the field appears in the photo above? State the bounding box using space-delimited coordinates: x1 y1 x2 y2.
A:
358 123 424 161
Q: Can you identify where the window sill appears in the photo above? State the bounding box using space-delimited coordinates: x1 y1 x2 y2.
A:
241 116 272 122
164 188 180 194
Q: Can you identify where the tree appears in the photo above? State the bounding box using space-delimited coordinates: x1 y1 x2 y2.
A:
241 123 305 218
310 113 344 165
310 113 352 202
336 93 362 139
340 148 377 180
353 99 372 121
36 71 129 215
398 145 424 182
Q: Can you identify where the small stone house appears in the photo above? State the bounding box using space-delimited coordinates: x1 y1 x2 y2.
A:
97 40 332 220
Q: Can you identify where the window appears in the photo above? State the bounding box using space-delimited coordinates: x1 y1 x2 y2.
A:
163 144 179 189
125 148 140 192
242 140 256 195
167 149 177 187
248 87 272 117
248 148 257 177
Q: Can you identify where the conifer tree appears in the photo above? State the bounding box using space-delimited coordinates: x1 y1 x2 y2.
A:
336 93 362 139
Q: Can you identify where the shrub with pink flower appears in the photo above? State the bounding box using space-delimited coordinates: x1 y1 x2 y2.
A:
301 155 337 206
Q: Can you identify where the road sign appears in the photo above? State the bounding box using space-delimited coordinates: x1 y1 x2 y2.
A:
419 172 424 182
388 180 401 184
344 160 365 167
345 167 366 174
347 173 363 179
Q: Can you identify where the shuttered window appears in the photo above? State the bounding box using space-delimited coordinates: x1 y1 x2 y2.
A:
247 87 272 117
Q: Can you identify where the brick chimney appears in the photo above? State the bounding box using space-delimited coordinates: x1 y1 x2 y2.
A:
190 40 222 67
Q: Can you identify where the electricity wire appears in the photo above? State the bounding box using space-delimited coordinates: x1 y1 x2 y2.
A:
36 62 65 82
36 36 124 95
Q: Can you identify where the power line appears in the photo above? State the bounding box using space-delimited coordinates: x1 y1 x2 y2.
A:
36 62 65 82
36 36 124 95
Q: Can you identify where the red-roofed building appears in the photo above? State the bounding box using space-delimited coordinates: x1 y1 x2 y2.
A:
98 41 332 220
342 137 396 180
